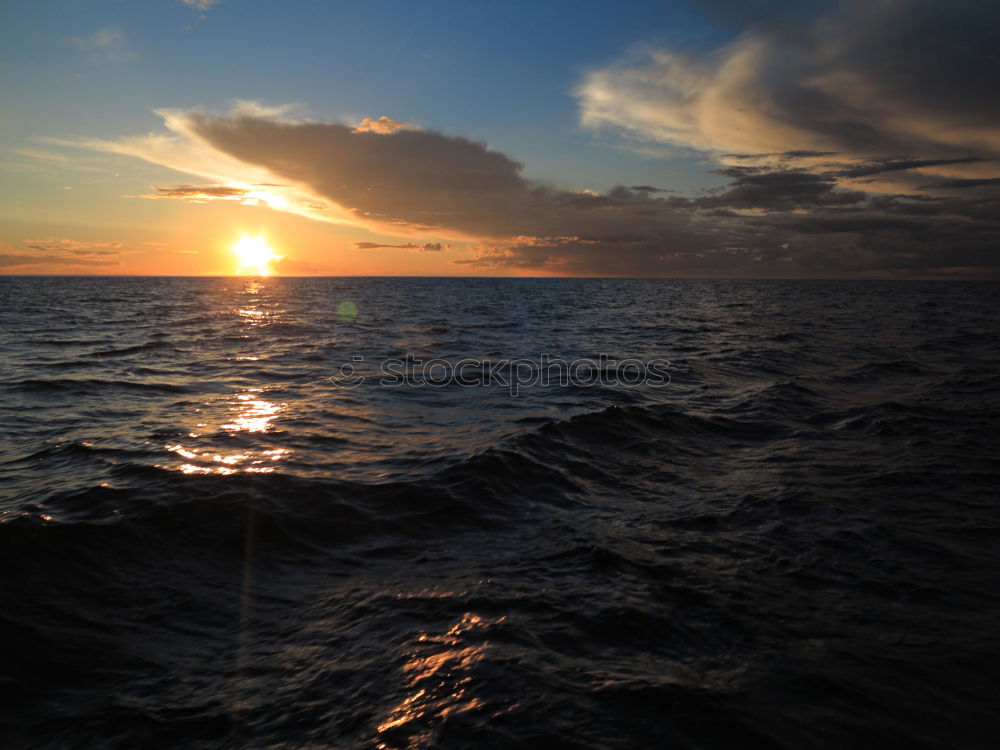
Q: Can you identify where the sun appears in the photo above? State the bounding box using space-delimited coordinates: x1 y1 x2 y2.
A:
232 235 281 275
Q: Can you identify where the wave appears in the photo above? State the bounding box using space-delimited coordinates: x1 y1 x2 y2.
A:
1 401 794 556
7 377 191 395
83 341 178 358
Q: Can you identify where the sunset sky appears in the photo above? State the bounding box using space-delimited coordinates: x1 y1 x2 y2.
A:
2 0 998 277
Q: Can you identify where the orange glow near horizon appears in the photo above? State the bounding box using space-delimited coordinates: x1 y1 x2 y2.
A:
232 235 281 275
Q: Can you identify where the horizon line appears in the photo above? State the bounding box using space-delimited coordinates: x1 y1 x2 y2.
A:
2 274 998 281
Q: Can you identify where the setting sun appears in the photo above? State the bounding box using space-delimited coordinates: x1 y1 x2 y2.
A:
232 235 281 275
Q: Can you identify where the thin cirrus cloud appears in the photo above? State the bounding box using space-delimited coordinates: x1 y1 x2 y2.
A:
140 185 250 201
27 238 123 256
72 27 135 64
180 0 222 11
136 184 292 207
0 254 119 268
0 238 125 269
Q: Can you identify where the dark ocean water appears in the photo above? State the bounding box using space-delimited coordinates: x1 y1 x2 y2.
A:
1 276 999 749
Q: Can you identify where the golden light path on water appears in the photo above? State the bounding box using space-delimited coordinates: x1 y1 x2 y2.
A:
162 383 289 475
150 277 299 739
375 612 504 747
152 268 503 741
159 280 290 476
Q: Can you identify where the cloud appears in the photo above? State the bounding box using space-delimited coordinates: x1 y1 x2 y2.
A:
701 168 867 210
353 116 418 135
920 177 1000 190
0 238 125 269
68 107 356 226
138 185 252 202
73 27 135 64
26 238 123 255
74 17 1000 284
159 108 721 257
836 158 988 180
179 109 534 238
354 241 449 252
181 0 221 11
576 0 1000 194
0 254 119 268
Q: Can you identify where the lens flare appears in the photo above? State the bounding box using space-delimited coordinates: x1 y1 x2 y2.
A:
232 235 281 275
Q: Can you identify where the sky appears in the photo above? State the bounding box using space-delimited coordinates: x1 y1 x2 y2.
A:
2 0 998 277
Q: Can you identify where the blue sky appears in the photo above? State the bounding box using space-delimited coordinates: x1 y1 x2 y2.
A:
3 0 727 190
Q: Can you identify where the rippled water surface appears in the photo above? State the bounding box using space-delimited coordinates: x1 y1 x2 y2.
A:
1 277 999 748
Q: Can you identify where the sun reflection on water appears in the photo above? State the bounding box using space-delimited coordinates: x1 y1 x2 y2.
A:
232 280 287 329
157 280 293 477
222 392 282 433
376 612 502 746
161 389 289 475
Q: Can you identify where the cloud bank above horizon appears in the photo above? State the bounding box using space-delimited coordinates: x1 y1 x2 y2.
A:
73 0 999 277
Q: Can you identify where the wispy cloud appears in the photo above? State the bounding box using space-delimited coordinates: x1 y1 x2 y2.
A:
1 237 126 269
0 254 120 268
180 0 222 11
73 27 135 64
354 241 449 252
138 185 253 201
26 238 123 255
65 106 354 226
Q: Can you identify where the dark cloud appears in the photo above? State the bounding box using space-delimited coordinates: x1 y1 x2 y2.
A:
354 241 449 252
919 177 1000 190
837 158 988 179
186 113 533 236
606 184 674 199
700 169 867 210
71 248 120 256
577 1 1000 191
140 185 251 201
723 151 838 161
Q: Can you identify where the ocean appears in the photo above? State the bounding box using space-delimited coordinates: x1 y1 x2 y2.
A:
1 276 998 748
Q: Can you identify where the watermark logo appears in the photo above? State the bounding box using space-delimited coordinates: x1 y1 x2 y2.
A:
331 354 670 396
